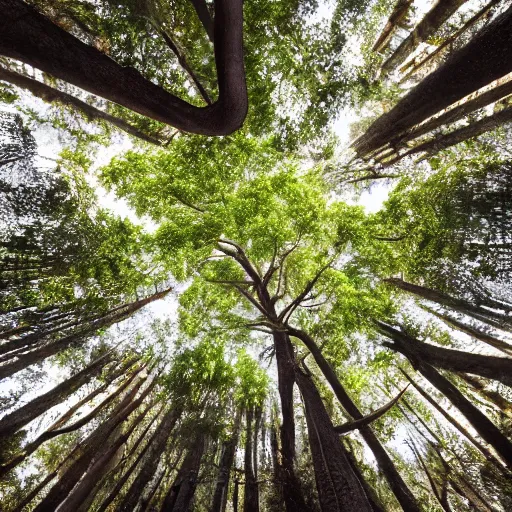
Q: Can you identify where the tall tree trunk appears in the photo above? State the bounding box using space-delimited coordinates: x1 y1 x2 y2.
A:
56 401 154 512
372 0 414 54
160 433 206 512
295 364 373 512
0 288 171 380
422 306 512 356
384 278 512 332
244 406 259 512
0 351 112 441
402 0 501 78
378 321 512 387
288 327 421 512
32 376 156 511
401 365 512 468
95 406 164 512
352 3 512 157
0 65 163 145
272 331 310 512
0 0 247 136
381 0 469 77
211 409 242 512
119 406 181 511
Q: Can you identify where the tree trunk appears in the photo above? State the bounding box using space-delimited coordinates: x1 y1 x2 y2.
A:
32 376 156 511
372 0 414 54
288 327 421 512
422 306 512 356
378 321 512 387
401 365 512 468
0 351 112 441
244 406 259 512
385 104 512 165
384 278 512 332
95 406 164 512
211 409 241 512
352 3 512 157
119 406 181 511
295 364 373 512
0 0 247 136
160 433 205 512
56 401 154 512
381 0 469 77
0 65 164 145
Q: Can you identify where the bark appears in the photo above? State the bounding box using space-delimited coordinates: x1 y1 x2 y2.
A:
56 401 154 512
385 104 512 165
244 406 259 512
271 331 310 512
288 327 421 512
0 288 171 380
372 0 414 54
400 366 512 468
160 433 205 512
233 479 240 512
0 0 247 136
384 278 512 332
32 376 156 511
96 407 164 512
378 321 512 387
402 0 502 77
422 306 512 356
380 0 469 76
0 351 111 440
188 0 214 42
119 406 181 511
458 373 512 419
295 365 372 512
353 3 512 156
0 65 164 145
211 410 242 512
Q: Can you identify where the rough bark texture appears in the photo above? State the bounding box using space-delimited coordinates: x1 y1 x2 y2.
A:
353 3 512 156
295 366 373 512
288 327 421 512
0 65 164 144
378 321 512 387
244 406 259 512
381 0 469 77
0 0 247 136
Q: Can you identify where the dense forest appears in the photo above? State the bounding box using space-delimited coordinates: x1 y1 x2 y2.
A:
0 0 512 510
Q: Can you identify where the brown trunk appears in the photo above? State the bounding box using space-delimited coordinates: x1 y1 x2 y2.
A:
0 65 164 144
378 321 512 387
0 0 247 136
211 409 242 512
0 351 111 441
380 0 469 76
288 327 421 512
295 365 372 512
372 0 414 54
160 432 205 511
119 406 181 511
401 366 512 468
188 0 214 42
353 4 512 156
